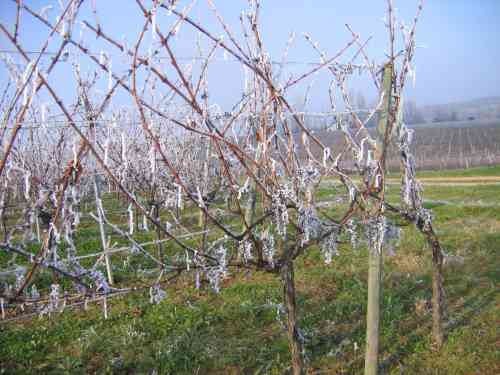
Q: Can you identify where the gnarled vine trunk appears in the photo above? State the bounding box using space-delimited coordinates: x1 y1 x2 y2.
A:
281 261 304 375
429 234 446 347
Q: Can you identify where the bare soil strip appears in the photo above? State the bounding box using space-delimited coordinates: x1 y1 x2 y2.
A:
386 176 500 186
323 176 500 187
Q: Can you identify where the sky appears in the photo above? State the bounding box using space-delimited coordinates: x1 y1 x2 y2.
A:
1 0 499 113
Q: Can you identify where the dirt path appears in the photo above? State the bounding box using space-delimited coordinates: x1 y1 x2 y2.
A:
322 175 500 188
414 176 500 182
386 176 500 186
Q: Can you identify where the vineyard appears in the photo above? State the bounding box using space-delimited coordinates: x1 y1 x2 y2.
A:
408 120 500 170
0 1 498 374
1 168 499 373
302 119 500 172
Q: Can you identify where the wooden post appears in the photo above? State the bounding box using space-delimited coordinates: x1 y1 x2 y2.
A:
244 186 257 227
153 202 164 264
35 214 41 243
364 244 383 375
94 176 114 285
244 118 259 241
364 62 393 375
199 138 211 227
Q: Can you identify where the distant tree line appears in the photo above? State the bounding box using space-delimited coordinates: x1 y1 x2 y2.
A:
352 92 500 126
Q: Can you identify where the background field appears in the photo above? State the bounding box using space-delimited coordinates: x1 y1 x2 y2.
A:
303 119 500 171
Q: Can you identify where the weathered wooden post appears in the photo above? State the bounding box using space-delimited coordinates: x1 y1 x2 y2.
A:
364 62 393 375
153 201 164 263
199 137 211 227
94 173 114 285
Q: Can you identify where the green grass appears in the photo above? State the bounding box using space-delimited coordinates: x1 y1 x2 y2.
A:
1 169 499 374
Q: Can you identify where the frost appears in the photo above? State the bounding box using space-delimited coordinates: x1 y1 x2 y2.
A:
30 284 40 300
416 208 433 232
298 204 322 244
175 184 183 211
206 244 228 293
238 240 253 263
345 180 358 204
206 267 222 293
216 244 228 278
40 284 61 316
237 178 250 200
321 228 339 264
323 147 331 167
128 203 134 235
89 269 110 293
261 230 275 267
346 219 358 249
384 221 401 256
150 284 167 304
271 185 293 236
397 123 422 208
297 166 320 190
366 216 386 255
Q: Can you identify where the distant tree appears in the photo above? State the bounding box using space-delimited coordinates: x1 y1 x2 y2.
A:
356 91 367 110
432 106 451 123
404 99 425 124
450 111 458 122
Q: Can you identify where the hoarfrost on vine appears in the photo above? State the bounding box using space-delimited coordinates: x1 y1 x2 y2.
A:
384 222 402 256
366 216 386 255
417 208 433 232
206 267 222 293
40 283 61 316
345 181 358 204
216 244 228 278
323 147 331 167
175 183 183 211
298 204 322 244
149 284 167 304
346 219 358 249
238 240 253 263
321 228 339 264
205 242 229 293
30 284 40 300
237 177 250 200
89 269 110 293
261 230 276 267
271 185 293 236
297 166 320 191
14 266 26 290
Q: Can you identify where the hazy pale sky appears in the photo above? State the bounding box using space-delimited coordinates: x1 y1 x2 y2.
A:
1 0 499 111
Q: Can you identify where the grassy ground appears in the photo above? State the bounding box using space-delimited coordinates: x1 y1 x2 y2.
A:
1 167 499 374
